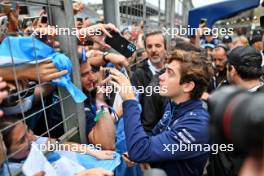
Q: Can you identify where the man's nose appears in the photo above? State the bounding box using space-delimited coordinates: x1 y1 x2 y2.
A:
88 73 96 80
151 46 157 53
214 59 221 65
159 73 165 82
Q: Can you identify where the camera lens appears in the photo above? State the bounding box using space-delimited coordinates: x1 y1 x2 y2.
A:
208 86 264 155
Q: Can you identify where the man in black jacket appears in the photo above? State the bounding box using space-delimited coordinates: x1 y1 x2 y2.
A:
131 30 166 88
131 30 167 132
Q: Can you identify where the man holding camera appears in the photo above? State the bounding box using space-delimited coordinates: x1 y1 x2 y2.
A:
105 49 213 176
207 46 264 176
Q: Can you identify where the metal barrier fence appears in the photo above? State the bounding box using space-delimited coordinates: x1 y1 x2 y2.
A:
0 0 85 175
118 0 165 31
0 0 189 175
102 0 181 51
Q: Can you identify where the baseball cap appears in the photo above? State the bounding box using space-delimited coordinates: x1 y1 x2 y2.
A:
227 46 262 68
250 35 262 46
223 35 232 43
201 43 215 49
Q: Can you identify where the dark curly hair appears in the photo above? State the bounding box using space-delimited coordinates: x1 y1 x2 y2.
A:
167 49 213 99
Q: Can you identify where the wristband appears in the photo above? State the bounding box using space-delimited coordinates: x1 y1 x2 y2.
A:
94 106 109 122
103 52 109 62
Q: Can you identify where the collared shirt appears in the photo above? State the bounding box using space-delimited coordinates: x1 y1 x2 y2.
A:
147 59 162 75
248 82 264 92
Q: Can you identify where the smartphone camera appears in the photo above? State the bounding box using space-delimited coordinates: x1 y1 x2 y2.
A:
127 43 136 53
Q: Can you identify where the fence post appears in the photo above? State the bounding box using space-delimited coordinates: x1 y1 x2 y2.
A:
165 0 175 51
143 0 146 27
103 0 121 28
50 0 87 144
158 0 161 26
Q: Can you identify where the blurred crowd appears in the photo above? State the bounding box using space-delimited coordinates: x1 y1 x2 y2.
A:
0 1 264 176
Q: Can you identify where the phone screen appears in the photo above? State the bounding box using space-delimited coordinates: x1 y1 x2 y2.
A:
105 31 136 58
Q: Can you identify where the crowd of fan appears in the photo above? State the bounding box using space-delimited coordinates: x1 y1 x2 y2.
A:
0 1 264 176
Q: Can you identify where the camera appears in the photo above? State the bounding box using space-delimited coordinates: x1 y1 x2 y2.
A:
208 86 264 156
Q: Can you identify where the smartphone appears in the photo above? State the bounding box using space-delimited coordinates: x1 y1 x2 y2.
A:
19 6 29 15
199 18 207 28
105 31 136 58
104 69 110 79
11 2 16 11
42 6 47 13
76 18 83 23
104 69 111 100
41 16 48 24
261 16 264 28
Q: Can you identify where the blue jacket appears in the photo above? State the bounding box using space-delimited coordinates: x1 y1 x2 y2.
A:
122 99 210 176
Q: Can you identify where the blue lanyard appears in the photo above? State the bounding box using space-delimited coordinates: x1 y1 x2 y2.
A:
82 47 86 63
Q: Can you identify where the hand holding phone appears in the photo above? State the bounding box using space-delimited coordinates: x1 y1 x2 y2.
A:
105 31 136 58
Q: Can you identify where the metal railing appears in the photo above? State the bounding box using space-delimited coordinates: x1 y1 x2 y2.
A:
0 0 85 175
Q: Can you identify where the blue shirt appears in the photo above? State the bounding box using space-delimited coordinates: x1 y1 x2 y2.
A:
122 99 210 176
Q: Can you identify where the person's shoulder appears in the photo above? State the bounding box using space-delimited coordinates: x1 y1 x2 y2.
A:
183 100 209 120
3 162 22 175
131 59 152 80
134 59 149 70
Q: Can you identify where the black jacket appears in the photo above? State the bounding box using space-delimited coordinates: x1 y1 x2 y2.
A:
131 59 153 90
142 69 167 133
131 59 167 132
